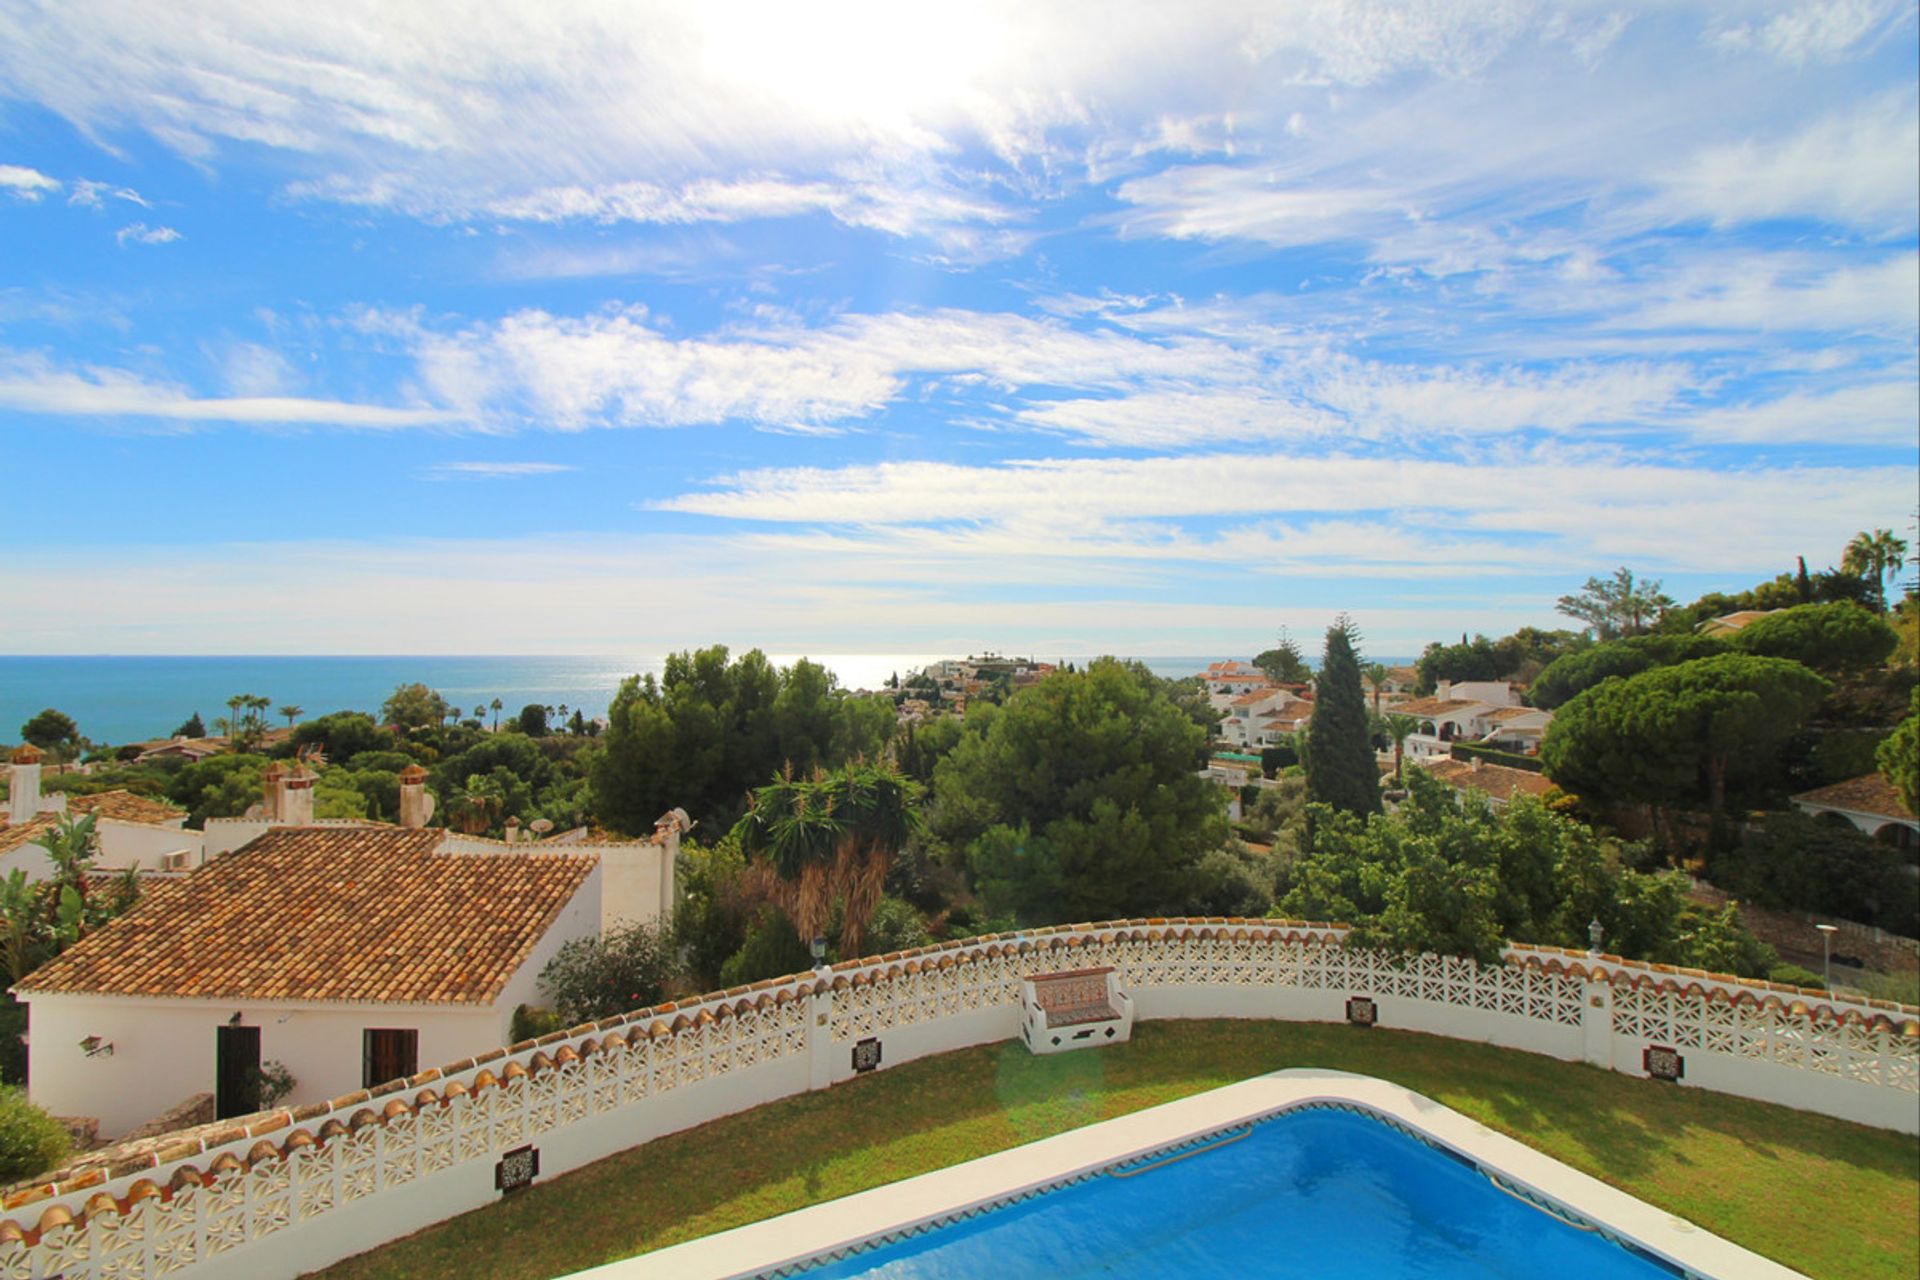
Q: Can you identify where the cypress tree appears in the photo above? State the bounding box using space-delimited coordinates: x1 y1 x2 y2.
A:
1307 615 1381 818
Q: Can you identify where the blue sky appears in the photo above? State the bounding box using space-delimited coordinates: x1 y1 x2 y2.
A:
1 1 1915 657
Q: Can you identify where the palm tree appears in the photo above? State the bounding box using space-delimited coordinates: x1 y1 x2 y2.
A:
1844 529 1910 612
491 697 504 732
1383 713 1420 785
731 771 845 957
279 704 303 730
243 695 272 749
225 694 246 746
1363 662 1389 716
828 762 926 957
453 773 506 835
0 870 38 985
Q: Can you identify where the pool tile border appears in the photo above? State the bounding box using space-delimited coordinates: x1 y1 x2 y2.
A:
568 1069 1807 1280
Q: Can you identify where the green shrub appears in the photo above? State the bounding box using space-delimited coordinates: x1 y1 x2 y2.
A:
1449 742 1543 771
1801 729 1889 787
1260 743 1298 775
0 1087 70 1182
1731 602 1898 673
510 1003 564 1043
536 921 678 1024
719 908 813 987
672 839 756 991
863 896 933 955
1767 963 1826 990
1707 812 1919 935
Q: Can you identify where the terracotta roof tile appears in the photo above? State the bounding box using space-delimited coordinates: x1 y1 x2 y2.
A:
16 827 596 1005
1424 758 1556 802
1393 697 1487 718
0 814 60 857
1699 610 1778 632
68 791 187 826
1793 774 1915 821
0 791 185 856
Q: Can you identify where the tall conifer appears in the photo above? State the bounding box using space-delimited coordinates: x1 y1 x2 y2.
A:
1307 615 1381 817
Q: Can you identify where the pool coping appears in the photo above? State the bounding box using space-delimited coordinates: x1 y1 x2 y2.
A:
568 1068 1807 1280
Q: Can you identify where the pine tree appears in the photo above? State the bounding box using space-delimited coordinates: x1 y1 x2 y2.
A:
1307 616 1381 818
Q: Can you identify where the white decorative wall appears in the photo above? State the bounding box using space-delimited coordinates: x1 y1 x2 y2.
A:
1 920 1912 1280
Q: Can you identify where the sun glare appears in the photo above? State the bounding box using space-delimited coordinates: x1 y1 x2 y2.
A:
699 2 1005 133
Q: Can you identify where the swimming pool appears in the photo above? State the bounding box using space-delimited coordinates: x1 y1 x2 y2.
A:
590 1071 1801 1280
794 1106 1671 1278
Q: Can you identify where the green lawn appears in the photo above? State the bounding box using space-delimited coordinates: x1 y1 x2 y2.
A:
313 1021 1919 1280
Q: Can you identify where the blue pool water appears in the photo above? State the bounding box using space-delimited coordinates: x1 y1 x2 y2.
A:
798 1108 1676 1278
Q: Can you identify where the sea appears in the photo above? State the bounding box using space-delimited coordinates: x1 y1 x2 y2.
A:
0 653 1344 747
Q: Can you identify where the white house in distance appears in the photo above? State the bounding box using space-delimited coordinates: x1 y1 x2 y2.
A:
1791 774 1919 860
1695 609 1782 638
12 768 686 1141
1220 686 1310 748
1392 682 1552 763
1 745 200 878
1202 661 1273 711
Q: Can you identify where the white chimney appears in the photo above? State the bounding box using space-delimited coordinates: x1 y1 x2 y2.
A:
398 764 436 829
1436 680 1452 701
260 762 287 822
280 767 315 826
8 745 43 826
504 816 521 845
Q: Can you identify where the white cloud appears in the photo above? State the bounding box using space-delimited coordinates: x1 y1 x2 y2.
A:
1015 390 1334 447
395 300 1713 443
67 178 147 208
217 341 298 397
0 355 464 428
1676 380 1920 445
114 222 182 246
1308 357 1691 435
1615 251 1920 334
9 0 1898 263
424 461 576 479
0 527 1572 656
1112 165 1391 250
472 171 1022 255
0 163 60 200
657 449 1917 578
403 304 1259 431
1653 92 1919 231
1710 0 1908 64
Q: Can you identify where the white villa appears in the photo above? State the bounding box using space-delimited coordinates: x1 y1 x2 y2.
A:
1392 682 1552 763
11 763 686 1141
1202 660 1274 711
1791 774 1920 859
1219 686 1312 748
1696 609 1782 637
1 746 201 878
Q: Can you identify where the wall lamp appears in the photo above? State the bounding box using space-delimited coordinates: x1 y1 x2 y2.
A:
78 1035 114 1058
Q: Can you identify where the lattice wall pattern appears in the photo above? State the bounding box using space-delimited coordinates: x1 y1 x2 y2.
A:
2 921 1910 1280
